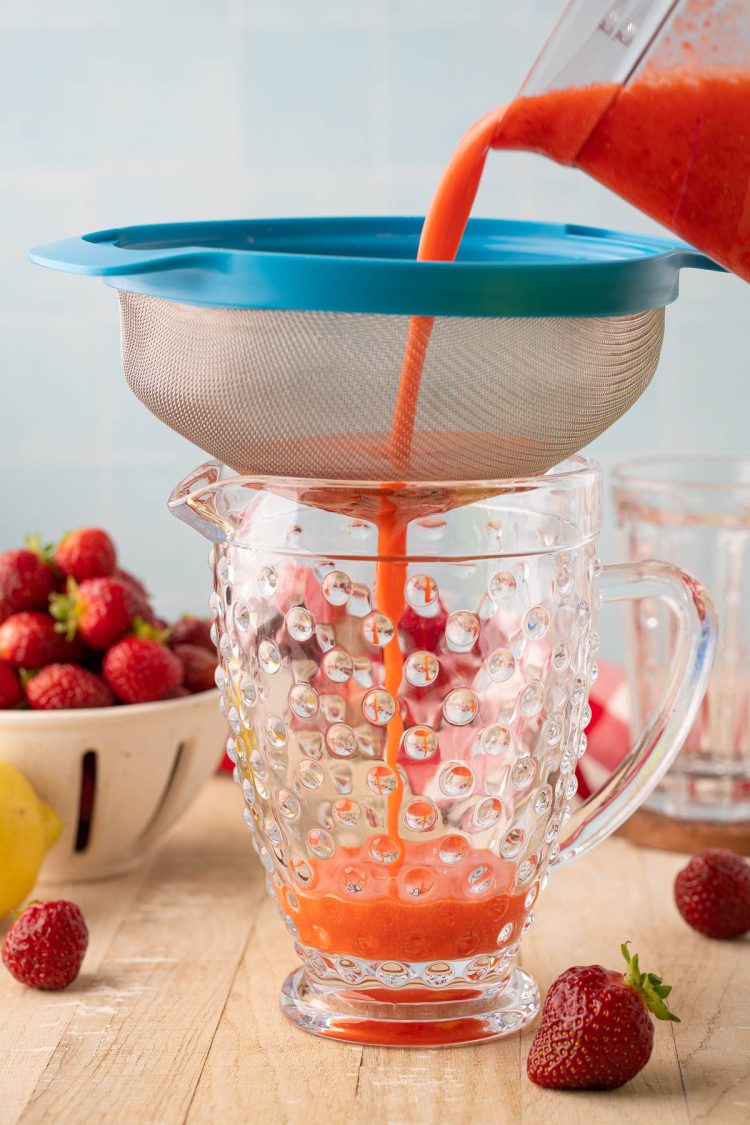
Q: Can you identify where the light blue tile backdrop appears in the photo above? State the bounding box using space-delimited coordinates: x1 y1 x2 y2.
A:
0 0 747 653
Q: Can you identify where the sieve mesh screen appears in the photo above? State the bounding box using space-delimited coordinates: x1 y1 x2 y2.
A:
119 291 664 481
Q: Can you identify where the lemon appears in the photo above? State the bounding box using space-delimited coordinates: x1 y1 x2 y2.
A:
0 761 61 917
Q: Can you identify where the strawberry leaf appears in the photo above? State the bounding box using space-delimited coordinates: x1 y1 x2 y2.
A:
49 577 82 641
132 616 170 645
24 533 57 569
621 941 680 1022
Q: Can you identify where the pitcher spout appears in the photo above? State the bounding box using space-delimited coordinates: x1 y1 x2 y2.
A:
168 460 235 544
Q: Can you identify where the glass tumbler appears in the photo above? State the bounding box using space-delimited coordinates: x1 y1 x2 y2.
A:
614 456 750 830
170 456 714 1047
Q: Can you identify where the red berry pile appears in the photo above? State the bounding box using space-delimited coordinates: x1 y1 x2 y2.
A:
0 528 215 709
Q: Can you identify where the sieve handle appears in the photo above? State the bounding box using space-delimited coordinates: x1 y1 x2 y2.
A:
28 230 212 276
553 560 716 866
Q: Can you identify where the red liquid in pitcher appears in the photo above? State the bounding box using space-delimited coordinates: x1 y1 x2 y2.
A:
281 839 528 963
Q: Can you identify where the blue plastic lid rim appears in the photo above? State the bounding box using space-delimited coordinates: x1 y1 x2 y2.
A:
29 216 722 317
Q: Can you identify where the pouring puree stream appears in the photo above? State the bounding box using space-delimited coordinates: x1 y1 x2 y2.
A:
290 61 749 968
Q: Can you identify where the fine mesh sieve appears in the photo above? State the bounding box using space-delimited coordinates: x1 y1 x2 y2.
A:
30 216 718 482
119 292 664 481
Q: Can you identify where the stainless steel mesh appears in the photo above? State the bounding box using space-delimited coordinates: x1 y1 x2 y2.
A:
119 291 665 481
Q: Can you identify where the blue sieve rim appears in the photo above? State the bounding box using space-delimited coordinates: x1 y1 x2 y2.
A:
29 216 721 316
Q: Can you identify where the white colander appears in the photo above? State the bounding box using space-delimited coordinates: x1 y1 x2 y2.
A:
0 692 227 882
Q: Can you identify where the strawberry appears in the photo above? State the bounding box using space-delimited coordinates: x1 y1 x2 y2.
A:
0 545 56 622
0 660 22 708
173 642 217 693
50 577 137 650
165 684 191 699
168 615 214 653
398 599 448 654
2 900 88 990
527 943 678 1090
113 567 149 602
26 664 114 710
113 570 160 626
674 848 750 939
55 527 116 582
103 636 183 704
0 611 82 668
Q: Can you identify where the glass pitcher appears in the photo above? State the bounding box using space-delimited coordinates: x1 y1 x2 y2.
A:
495 0 750 281
614 456 750 837
170 457 715 1047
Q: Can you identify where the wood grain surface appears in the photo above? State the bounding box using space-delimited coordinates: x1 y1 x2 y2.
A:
1 777 748 1125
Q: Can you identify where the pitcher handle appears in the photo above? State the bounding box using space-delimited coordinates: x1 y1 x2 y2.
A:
554 560 717 866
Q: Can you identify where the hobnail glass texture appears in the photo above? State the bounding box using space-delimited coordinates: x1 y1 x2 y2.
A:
170 457 714 1046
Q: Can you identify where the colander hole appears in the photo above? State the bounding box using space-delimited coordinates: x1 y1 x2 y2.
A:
74 750 97 853
135 742 187 842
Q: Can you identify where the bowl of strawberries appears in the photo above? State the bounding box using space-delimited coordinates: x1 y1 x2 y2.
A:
0 527 228 881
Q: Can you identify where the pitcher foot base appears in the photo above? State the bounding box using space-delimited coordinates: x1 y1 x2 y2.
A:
280 964 539 1047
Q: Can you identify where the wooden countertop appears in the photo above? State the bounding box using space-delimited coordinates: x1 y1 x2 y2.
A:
1 776 748 1125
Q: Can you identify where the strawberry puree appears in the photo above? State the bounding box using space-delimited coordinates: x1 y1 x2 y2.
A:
373 500 407 855
322 1014 501 1046
388 62 748 463
388 110 500 472
496 68 750 281
282 839 528 962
